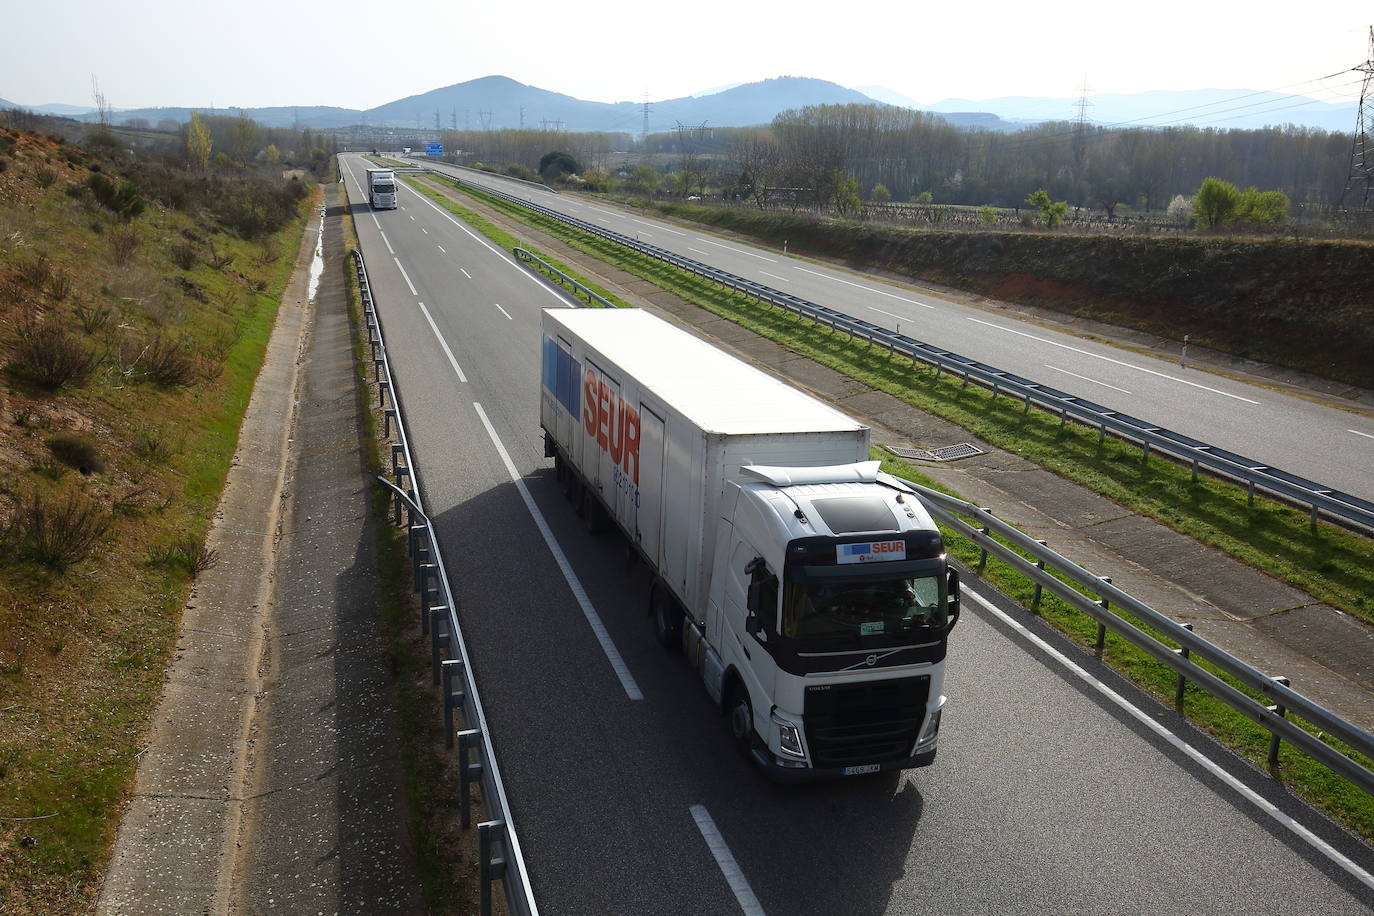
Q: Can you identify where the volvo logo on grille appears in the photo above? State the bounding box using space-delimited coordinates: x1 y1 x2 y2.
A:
866 654 877 666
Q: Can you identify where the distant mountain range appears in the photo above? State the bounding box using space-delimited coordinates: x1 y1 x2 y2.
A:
0 76 1355 135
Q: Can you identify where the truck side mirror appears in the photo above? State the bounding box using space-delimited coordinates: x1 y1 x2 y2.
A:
746 579 764 615
745 613 762 636
945 567 961 633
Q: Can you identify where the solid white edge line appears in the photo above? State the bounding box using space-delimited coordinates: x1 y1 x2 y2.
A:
393 257 418 295
690 805 766 916
379 230 395 255
471 403 643 701
1044 363 1132 395
1349 429 1374 441
416 302 467 383
795 265 935 308
965 315 1259 404
494 303 513 320
960 583 1374 893
399 181 572 305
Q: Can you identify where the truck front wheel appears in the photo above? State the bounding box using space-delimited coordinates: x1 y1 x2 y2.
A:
727 684 754 759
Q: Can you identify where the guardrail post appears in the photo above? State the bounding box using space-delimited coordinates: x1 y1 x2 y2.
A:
378 380 390 408
1191 458 1199 483
383 408 397 437
458 729 484 829
478 821 508 916
392 467 410 525
1173 623 1195 708
1247 479 1256 507
412 535 429 590
372 353 383 376
1094 577 1112 654
1267 675 1291 770
1030 541 1048 613
443 658 466 747
1309 504 1319 531
1143 441 1151 463
976 511 992 573
430 605 449 684
1099 423 1106 446
421 572 438 635
391 443 405 474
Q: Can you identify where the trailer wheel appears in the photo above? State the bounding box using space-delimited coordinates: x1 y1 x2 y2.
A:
582 490 605 534
651 585 682 650
727 684 754 759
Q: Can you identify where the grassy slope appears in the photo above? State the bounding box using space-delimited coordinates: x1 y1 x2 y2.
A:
0 130 311 913
417 173 1374 841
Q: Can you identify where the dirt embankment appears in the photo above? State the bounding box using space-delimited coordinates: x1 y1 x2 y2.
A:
635 202 1374 389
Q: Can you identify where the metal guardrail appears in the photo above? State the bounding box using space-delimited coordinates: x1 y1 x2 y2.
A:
353 248 539 916
513 247 616 308
432 167 1374 534
898 476 1374 796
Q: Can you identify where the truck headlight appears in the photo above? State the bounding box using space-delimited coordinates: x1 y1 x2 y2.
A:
772 714 806 758
916 707 942 748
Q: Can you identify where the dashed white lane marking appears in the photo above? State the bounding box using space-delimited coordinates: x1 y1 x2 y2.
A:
695 237 776 262
436 244 446 254
960 583 1374 894
795 266 935 308
761 271 789 282
965 315 1259 404
690 805 765 915
869 307 906 322
688 247 710 257
494 303 512 320
460 268 473 279
416 301 467 383
1349 429 1374 440
421 227 429 235
399 182 572 305
1045 364 1131 394
394 257 417 295
471 402 642 701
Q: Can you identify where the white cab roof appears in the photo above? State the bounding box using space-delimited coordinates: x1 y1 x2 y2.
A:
546 308 866 435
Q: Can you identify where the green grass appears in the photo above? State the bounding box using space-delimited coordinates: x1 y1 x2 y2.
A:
879 452 1374 841
364 155 411 169
0 158 312 912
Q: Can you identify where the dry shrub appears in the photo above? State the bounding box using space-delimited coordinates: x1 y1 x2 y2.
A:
1 488 111 570
206 239 235 270
74 301 114 334
147 534 218 579
107 225 140 265
140 334 198 386
170 241 198 271
34 165 57 188
46 269 72 300
18 252 51 290
9 320 100 390
47 434 105 475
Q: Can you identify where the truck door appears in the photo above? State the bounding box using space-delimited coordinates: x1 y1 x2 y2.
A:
637 407 666 566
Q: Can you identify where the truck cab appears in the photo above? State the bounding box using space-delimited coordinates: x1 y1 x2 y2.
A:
695 462 959 780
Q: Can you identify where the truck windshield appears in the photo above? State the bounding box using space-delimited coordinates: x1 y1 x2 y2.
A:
374 183 395 194
783 574 945 642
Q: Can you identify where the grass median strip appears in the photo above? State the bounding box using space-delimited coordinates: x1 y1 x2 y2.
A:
880 453 1374 842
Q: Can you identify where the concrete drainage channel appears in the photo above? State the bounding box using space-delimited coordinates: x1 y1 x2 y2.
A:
353 248 539 916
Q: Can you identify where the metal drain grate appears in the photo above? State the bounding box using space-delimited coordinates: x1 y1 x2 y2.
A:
882 443 985 462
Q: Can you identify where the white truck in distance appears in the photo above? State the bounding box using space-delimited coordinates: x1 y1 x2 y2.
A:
541 308 960 780
364 167 397 209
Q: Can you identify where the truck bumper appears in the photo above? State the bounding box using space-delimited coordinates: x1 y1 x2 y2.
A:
754 746 936 783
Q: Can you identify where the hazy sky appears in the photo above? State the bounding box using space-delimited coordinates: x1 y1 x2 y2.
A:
3 1 1369 110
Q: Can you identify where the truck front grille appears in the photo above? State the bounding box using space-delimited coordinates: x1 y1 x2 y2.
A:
803 676 929 767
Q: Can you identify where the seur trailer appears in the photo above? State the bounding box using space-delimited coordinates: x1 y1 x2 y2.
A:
540 308 960 780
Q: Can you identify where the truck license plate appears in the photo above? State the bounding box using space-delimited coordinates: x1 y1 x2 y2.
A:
842 764 880 775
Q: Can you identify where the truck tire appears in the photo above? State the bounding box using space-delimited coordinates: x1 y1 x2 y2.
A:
582 490 606 535
651 585 683 650
727 684 754 760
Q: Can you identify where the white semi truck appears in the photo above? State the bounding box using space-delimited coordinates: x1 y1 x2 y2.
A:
540 308 960 780
364 167 397 209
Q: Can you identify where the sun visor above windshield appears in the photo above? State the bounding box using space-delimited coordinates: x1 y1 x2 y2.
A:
740 460 881 487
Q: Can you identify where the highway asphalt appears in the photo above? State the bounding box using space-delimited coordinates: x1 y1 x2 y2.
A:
340 154 1374 915
423 160 1374 508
